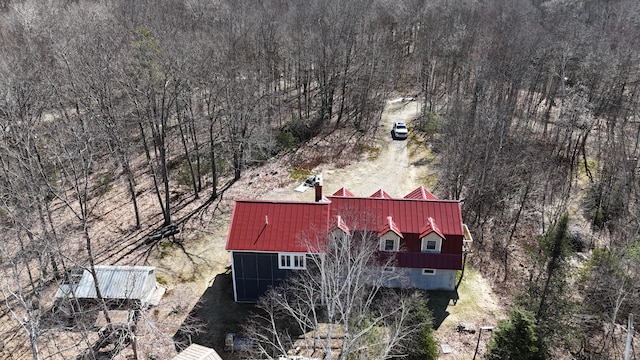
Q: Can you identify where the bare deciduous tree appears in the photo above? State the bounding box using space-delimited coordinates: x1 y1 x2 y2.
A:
244 226 428 360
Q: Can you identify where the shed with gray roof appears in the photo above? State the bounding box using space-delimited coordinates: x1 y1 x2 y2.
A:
55 265 161 306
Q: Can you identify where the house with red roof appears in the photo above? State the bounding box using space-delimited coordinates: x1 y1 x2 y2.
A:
225 185 472 302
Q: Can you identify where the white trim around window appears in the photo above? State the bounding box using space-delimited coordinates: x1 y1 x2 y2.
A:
422 268 436 276
278 253 306 270
379 236 400 252
421 234 442 253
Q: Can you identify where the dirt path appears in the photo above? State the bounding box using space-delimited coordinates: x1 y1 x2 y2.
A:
264 99 425 201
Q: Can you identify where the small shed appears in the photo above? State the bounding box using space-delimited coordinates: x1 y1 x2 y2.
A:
55 265 162 306
173 344 223 360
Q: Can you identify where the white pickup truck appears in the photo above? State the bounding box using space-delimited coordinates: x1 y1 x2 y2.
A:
391 121 408 140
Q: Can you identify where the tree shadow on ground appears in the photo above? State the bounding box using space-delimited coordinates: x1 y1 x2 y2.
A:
173 271 255 357
42 299 101 332
426 290 459 330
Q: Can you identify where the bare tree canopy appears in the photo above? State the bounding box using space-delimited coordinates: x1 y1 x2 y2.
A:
0 0 639 358
244 228 433 359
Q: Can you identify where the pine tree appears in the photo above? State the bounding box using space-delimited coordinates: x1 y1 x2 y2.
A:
406 296 438 360
486 308 547 360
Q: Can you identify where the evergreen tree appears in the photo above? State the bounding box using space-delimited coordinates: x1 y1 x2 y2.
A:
406 296 438 360
486 308 547 360
521 213 581 351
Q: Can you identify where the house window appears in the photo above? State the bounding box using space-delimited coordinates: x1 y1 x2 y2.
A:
422 268 436 275
384 239 395 251
425 240 437 251
279 253 306 270
380 237 400 252
421 237 442 253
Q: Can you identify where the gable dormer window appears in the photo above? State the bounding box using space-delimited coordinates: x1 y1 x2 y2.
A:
421 233 442 253
425 239 438 251
419 217 443 253
379 235 399 252
378 216 402 252
384 239 395 251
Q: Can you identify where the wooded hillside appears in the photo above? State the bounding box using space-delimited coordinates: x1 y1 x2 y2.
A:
1 0 639 358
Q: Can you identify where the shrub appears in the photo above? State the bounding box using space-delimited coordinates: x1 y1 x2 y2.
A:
416 112 440 136
276 130 299 150
287 169 312 182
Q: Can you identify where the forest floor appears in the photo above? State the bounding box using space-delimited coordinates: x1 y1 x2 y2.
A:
143 98 506 360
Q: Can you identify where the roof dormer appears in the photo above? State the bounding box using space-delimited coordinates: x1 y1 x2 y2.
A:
420 217 444 253
332 187 355 197
370 189 393 199
404 186 437 200
378 216 402 252
419 217 445 239
329 215 351 236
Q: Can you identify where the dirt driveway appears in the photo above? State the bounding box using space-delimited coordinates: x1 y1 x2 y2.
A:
264 99 426 201
154 98 503 359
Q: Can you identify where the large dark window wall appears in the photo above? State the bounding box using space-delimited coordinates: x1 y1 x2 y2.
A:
232 252 292 302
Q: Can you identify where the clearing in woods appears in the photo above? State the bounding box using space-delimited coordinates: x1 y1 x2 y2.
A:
159 98 504 359
2 98 503 359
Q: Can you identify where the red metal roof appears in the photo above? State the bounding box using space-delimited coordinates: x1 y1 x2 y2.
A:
378 216 403 238
327 196 464 236
226 200 329 253
370 189 393 199
226 190 464 259
419 217 445 239
404 186 438 200
330 215 351 235
332 187 355 197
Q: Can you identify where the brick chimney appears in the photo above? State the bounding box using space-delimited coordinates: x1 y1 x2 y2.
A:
315 183 323 202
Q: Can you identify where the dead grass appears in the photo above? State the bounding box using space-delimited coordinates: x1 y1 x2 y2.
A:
430 267 504 359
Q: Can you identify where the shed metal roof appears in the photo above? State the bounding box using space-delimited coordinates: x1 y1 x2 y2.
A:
173 344 223 360
378 252 463 269
55 265 156 301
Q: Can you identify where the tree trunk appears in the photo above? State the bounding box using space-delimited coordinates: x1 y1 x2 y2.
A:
177 104 199 199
